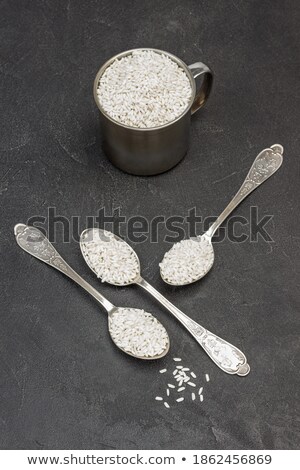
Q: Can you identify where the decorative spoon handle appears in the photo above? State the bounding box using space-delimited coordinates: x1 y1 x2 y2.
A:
136 277 250 376
14 224 115 312
205 144 283 238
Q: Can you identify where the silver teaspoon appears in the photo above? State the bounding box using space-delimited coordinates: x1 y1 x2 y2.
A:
80 228 250 376
14 224 169 360
160 144 284 286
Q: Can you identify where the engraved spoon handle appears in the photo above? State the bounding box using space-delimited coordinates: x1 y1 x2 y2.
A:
205 144 283 238
14 224 115 313
136 277 250 376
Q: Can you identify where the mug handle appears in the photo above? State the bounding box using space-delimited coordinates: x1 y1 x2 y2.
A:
188 62 213 114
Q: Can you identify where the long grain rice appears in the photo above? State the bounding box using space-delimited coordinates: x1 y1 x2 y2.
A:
82 229 139 285
160 236 214 285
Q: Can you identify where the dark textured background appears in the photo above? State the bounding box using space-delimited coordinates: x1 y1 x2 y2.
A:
0 0 299 450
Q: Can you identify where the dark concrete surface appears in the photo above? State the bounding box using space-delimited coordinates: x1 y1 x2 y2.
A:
0 0 299 450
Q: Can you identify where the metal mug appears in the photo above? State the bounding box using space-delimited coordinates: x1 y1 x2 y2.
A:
94 48 213 176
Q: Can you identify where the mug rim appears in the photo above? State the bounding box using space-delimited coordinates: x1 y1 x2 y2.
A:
93 48 196 132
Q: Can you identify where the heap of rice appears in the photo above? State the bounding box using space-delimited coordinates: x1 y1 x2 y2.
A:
109 308 169 358
160 237 214 285
82 230 139 285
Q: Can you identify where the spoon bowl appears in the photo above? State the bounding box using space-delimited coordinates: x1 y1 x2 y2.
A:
80 228 142 286
108 307 170 360
160 234 215 286
108 306 170 360
80 228 250 376
14 224 169 361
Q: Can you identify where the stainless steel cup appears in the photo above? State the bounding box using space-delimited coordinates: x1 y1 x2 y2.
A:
94 48 213 176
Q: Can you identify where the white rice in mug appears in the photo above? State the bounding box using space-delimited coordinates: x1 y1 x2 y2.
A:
96 50 192 129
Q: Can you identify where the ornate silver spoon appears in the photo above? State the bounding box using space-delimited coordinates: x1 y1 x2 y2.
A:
159 144 283 286
14 224 169 360
80 228 250 376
